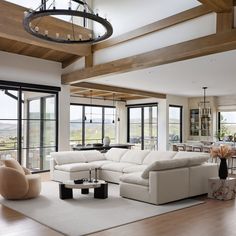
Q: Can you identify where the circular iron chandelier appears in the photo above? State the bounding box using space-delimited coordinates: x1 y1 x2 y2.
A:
23 0 113 44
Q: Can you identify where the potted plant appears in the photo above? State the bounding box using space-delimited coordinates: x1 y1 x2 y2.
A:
211 145 234 179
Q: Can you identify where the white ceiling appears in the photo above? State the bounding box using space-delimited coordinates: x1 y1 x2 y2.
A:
87 49 236 97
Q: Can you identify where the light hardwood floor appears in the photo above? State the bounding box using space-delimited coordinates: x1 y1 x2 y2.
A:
1 173 236 236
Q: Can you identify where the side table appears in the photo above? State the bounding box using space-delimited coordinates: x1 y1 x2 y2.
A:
208 177 236 200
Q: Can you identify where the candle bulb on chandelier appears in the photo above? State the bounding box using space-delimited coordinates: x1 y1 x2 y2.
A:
68 0 72 10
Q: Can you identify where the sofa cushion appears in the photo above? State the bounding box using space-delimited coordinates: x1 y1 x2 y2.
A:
100 162 135 172
173 151 209 166
89 160 113 168
4 159 25 175
141 158 189 179
120 172 149 186
120 150 150 164
52 151 86 165
55 163 96 172
105 148 128 162
82 150 105 162
123 165 148 173
142 151 177 165
173 151 209 160
188 156 209 166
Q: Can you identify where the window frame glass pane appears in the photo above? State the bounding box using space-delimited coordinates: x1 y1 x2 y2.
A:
168 105 182 149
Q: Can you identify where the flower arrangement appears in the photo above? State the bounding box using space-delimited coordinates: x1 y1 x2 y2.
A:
210 145 234 159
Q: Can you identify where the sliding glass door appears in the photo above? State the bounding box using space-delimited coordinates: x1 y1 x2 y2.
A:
128 107 142 149
24 94 57 171
128 104 158 150
0 82 59 173
169 105 182 149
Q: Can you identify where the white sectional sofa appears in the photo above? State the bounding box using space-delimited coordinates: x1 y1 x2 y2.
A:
50 148 218 204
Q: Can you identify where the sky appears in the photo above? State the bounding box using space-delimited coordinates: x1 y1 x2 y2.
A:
0 90 18 120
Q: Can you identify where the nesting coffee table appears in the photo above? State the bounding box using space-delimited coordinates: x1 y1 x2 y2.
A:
59 180 108 200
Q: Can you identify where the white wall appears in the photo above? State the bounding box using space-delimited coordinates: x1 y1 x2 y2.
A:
0 51 61 87
93 0 201 37
0 51 71 151
59 85 71 151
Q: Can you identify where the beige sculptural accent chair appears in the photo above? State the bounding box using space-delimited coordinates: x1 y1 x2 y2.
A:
0 159 41 200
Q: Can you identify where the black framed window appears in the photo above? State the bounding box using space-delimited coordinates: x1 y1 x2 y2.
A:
70 104 116 147
127 104 158 150
0 81 59 173
169 105 183 148
218 111 236 141
25 95 57 171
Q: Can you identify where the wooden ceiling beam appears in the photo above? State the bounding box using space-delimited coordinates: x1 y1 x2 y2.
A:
62 56 82 69
72 83 166 99
100 93 126 99
217 10 234 32
92 5 212 52
70 87 89 94
62 29 236 85
0 1 91 57
103 93 147 99
120 96 146 100
88 91 115 97
198 0 233 12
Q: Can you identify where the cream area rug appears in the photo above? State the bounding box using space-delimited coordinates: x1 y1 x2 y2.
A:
0 181 204 236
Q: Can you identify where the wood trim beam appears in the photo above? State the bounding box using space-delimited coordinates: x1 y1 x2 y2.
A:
85 54 94 67
92 5 212 52
198 0 233 12
103 93 147 100
62 56 82 69
62 30 236 85
0 1 91 56
70 87 89 94
72 83 166 99
217 10 234 32
120 96 146 100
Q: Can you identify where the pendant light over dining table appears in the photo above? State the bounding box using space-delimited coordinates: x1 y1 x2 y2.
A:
199 87 211 136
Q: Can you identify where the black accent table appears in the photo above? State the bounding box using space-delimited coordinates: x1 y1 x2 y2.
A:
72 144 134 152
59 180 108 200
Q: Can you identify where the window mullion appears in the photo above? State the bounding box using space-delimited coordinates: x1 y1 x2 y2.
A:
102 107 105 142
17 88 22 164
40 97 44 170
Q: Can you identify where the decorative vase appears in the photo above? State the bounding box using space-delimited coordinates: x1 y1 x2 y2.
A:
219 158 228 180
103 136 110 146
